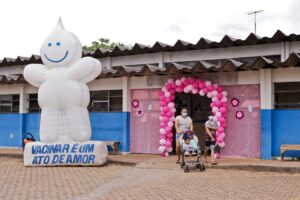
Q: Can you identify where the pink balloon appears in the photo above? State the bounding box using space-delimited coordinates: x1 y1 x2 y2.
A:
167 133 173 138
163 107 170 113
208 85 214 91
170 90 175 94
192 83 198 89
166 84 172 90
163 117 168 122
203 88 208 93
165 141 172 147
217 93 223 99
160 134 167 139
219 107 226 113
217 136 223 143
165 126 172 132
161 101 166 106
216 101 222 107
199 82 205 89
210 102 215 108
176 87 183 93
183 80 189 86
166 112 173 117
218 127 224 133
219 117 225 123
217 87 223 92
160 122 166 128
165 98 171 103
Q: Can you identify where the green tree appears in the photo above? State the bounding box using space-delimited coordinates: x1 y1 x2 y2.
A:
83 38 132 51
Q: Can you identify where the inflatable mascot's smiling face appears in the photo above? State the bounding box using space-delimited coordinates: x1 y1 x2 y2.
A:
40 18 82 68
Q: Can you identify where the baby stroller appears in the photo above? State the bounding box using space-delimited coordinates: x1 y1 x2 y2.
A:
179 131 205 173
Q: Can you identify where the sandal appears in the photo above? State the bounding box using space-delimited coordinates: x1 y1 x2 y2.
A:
176 160 180 164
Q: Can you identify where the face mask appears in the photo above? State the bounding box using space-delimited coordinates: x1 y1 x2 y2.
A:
181 112 188 117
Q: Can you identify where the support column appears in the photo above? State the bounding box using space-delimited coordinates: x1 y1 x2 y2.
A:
19 84 29 114
158 52 164 68
260 69 273 160
19 84 29 147
122 76 130 153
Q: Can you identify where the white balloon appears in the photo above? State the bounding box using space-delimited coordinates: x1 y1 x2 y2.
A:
221 133 225 138
181 77 186 82
167 121 174 127
205 81 212 87
207 92 213 98
213 84 219 89
213 116 218 121
171 108 176 113
168 102 175 108
184 87 189 93
218 142 225 148
24 18 101 143
159 128 166 134
199 90 205 96
159 139 166 145
164 92 171 97
216 112 222 117
192 89 198 94
167 79 174 84
212 96 218 102
212 90 218 96
221 97 228 102
166 146 173 152
222 91 228 97
162 87 167 92
187 84 193 91
212 107 219 113
158 146 166 153
175 79 182 86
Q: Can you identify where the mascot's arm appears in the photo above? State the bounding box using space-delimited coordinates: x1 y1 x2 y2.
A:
23 64 48 87
68 57 101 83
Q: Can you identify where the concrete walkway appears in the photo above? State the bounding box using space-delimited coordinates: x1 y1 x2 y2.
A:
1 148 300 173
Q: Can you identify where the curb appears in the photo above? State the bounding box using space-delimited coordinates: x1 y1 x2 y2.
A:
206 164 300 173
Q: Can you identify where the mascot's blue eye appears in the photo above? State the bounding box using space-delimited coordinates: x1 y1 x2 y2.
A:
48 43 52 47
56 42 61 46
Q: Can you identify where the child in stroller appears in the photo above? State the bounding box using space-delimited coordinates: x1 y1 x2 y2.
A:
179 130 205 172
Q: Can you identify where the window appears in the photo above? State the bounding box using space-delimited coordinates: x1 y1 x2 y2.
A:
88 90 122 112
28 94 40 113
274 82 300 109
0 94 19 113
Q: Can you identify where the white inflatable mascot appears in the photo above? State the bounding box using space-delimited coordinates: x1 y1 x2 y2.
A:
23 19 108 166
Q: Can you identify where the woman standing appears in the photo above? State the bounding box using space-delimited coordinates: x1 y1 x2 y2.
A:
175 107 193 163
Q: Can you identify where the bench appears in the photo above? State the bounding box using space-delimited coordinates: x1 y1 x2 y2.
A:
104 141 120 155
280 144 300 161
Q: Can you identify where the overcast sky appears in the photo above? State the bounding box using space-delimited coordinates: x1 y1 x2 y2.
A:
0 0 299 58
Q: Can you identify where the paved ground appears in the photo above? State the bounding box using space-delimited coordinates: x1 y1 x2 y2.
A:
0 155 300 200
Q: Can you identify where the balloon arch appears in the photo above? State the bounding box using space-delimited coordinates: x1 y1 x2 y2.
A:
158 76 228 157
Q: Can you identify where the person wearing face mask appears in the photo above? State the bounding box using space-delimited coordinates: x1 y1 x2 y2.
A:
175 107 193 164
204 115 219 165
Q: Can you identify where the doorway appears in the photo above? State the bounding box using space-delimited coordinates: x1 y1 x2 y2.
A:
174 93 211 151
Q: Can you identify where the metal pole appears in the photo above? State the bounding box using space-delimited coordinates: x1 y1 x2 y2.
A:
248 10 264 35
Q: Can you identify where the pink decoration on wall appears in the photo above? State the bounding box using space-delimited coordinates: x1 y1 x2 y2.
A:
159 76 228 157
231 98 239 107
235 111 244 120
132 99 140 108
136 109 144 117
